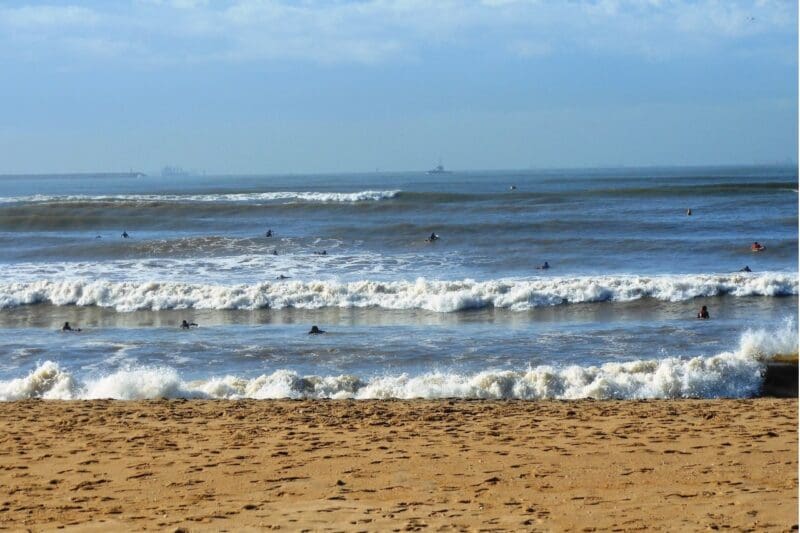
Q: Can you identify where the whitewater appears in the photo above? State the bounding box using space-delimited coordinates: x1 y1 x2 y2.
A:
1 273 796 312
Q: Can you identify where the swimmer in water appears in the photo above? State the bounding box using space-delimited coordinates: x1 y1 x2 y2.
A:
180 320 198 329
740 266 752 272
751 241 765 252
537 261 550 270
61 321 81 332
122 230 129 238
276 274 290 280
696 306 710 319
272 249 278 256
427 232 439 242
308 325 325 335
266 229 273 237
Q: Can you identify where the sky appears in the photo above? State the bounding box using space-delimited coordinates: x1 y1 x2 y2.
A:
0 0 797 174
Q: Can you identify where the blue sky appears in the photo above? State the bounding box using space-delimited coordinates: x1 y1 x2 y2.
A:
0 0 796 174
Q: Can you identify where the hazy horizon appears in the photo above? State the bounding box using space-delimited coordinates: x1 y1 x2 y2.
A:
1 0 797 175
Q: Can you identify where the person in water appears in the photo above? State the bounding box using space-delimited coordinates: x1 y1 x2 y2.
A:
121 230 129 238
61 321 81 332
276 274 290 280
180 320 198 329
266 229 273 237
308 325 325 335
428 232 439 242
740 266 752 272
751 241 764 251
272 249 278 256
537 261 550 270
686 208 692 216
697 306 710 319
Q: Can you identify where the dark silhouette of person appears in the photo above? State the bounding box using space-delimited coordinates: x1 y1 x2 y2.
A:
740 266 752 272
697 306 710 319
61 322 81 332
308 325 325 335
272 249 278 256
266 229 273 237
276 274 290 280
537 261 550 270
180 320 198 329
751 241 764 252
686 208 692 216
122 230 129 238
427 232 439 242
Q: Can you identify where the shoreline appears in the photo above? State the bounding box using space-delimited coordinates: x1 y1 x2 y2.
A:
1 398 796 531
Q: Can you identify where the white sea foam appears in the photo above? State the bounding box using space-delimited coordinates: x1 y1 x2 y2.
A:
1 322 795 401
0 273 795 312
0 190 400 204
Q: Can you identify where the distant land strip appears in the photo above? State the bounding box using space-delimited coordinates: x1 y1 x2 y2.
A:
0 172 146 179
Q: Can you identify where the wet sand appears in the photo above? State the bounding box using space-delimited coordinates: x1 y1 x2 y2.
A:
0 398 796 532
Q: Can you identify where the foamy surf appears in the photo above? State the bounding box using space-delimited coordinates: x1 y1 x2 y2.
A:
1 322 795 401
0 190 401 204
1 273 795 312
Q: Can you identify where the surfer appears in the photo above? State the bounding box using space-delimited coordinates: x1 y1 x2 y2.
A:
180 320 198 329
686 208 692 216
427 232 439 242
751 242 765 252
509 185 517 190
121 230 129 238
266 229 273 237
276 274 290 280
272 249 278 256
61 322 81 332
308 325 325 335
740 266 752 272
537 261 550 270
696 306 710 320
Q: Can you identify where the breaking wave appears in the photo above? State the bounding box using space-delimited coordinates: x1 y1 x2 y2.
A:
1 273 795 312
1 321 795 401
0 190 400 204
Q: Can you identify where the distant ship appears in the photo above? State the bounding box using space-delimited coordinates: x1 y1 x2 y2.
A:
426 160 452 174
161 165 190 177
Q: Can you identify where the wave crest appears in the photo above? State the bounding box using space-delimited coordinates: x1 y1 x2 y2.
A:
1 322 795 401
0 190 400 204
1 273 796 312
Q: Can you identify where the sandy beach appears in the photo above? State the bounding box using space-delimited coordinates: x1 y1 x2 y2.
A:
0 398 796 532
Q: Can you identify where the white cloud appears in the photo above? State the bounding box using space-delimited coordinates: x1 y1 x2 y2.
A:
0 0 794 64
0 5 100 28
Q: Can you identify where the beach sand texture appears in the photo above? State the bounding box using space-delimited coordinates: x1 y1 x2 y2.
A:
0 399 796 532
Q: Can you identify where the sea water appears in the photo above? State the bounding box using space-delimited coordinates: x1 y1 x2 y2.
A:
0 166 796 399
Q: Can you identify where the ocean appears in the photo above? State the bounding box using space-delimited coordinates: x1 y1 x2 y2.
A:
0 166 796 400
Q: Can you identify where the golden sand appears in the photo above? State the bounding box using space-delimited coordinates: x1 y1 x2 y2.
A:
0 399 796 532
